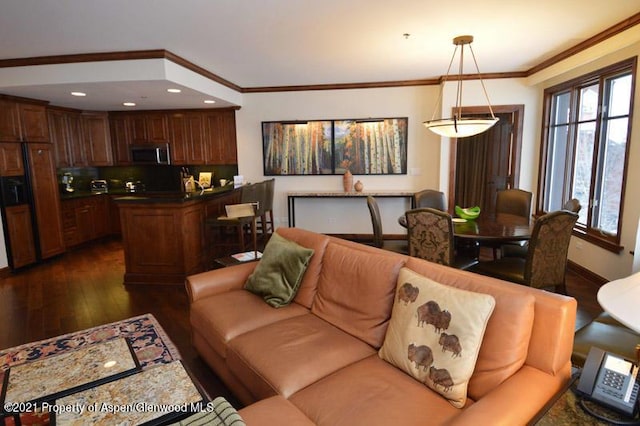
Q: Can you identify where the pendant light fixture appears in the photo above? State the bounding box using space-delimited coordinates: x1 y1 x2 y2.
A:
423 35 499 138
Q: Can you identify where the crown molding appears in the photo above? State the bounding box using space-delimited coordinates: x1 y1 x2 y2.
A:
1 12 638 93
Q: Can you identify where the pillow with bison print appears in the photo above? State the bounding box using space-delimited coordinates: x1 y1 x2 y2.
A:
378 267 495 408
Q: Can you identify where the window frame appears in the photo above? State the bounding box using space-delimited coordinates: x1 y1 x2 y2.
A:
537 57 637 253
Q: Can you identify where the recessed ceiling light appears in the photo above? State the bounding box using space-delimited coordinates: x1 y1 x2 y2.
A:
204 99 216 104
167 88 181 93
123 102 136 107
71 91 86 97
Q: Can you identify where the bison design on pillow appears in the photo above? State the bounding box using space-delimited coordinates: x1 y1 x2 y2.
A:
429 366 454 392
407 343 433 371
416 300 451 332
439 332 462 357
397 282 419 305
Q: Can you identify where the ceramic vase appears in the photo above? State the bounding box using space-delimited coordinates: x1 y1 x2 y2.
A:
354 180 364 192
343 170 353 192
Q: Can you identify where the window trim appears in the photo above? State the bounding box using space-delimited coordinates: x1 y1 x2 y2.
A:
536 57 636 253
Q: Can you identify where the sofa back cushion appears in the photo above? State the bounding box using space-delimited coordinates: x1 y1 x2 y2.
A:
405 257 535 400
276 227 330 309
311 242 406 347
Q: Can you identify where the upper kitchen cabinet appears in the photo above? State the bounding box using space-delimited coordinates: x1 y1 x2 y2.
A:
19 103 49 142
0 97 49 143
109 115 132 165
82 112 113 166
0 100 22 142
204 109 237 165
48 108 87 168
168 112 206 165
130 113 169 144
0 143 25 176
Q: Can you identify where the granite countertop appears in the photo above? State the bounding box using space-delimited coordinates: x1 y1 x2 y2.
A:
60 185 237 203
112 185 237 203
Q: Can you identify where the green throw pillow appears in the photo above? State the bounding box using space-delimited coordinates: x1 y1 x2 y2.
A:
244 233 314 308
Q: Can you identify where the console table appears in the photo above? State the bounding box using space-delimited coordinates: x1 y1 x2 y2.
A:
287 191 415 227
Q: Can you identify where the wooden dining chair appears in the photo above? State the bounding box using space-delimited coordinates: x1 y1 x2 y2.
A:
366 196 408 254
413 189 446 211
405 207 477 270
469 210 578 293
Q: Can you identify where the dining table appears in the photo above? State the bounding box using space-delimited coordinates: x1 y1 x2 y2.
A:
398 212 534 241
398 212 535 260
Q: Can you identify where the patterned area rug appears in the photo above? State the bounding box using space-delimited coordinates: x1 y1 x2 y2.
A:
0 313 181 426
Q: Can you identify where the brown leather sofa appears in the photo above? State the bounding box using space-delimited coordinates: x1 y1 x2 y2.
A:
187 227 577 425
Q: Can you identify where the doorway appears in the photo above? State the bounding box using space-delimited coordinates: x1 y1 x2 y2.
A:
448 105 524 215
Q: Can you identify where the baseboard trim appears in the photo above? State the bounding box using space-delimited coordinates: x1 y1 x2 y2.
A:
567 260 608 286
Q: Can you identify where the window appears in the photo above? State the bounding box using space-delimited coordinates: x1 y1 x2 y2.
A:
538 58 636 252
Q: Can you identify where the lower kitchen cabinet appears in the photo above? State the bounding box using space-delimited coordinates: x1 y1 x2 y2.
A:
4 204 37 268
61 195 111 248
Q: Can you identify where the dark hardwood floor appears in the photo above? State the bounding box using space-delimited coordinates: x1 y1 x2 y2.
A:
0 238 603 408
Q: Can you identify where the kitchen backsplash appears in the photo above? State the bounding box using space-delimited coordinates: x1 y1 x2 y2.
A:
57 165 238 193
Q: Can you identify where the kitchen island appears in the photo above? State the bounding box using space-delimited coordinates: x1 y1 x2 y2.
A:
114 186 240 286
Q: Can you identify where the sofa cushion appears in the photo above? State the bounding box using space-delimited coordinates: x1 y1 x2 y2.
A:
378 268 495 408
238 396 315 426
244 232 314 307
405 257 536 400
311 242 406 347
190 290 309 359
289 355 464 425
226 314 376 400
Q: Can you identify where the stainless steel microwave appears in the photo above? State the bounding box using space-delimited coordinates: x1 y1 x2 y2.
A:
130 144 170 165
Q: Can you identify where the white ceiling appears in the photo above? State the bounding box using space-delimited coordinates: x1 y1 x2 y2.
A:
0 0 639 111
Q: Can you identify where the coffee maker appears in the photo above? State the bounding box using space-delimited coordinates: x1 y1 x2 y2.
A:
62 172 74 192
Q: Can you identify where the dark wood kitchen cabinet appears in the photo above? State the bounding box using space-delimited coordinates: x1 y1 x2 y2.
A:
48 108 87 167
19 103 49 142
168 112 206 165
0 143 24 176
4 204 37 268
0 98 49 143
61 195 111 248
109 115 132 165
25 143 65 259
204 110 237 165
130 113 169 144
82 112 113 166
0 99 22 142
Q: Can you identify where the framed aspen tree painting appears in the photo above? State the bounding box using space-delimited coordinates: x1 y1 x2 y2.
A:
262 117 407 176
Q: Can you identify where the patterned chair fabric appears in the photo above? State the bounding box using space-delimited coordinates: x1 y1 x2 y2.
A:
525 210 579 289
562 198 581 213
470 210 578 293
405 208 454 266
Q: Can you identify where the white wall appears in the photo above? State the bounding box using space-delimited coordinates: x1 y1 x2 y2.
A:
236 86 441 234
235 81 540 235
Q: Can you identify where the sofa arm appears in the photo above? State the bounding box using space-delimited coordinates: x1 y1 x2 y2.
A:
449 364 571 426
186 262 258 303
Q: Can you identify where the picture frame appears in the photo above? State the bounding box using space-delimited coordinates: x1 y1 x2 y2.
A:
262 117 407 176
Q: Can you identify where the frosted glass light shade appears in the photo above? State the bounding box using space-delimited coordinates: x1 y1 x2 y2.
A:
423 117 499 138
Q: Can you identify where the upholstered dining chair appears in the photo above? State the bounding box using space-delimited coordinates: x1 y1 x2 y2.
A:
469 210 579 293
495 188 533 218
413 189 446 211
562 198 582 213
256 178 275 239
366 196 408 254
405 207 477 270
486 188 534 258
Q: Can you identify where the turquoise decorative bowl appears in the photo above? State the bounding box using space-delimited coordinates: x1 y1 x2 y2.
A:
455 205 481 220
